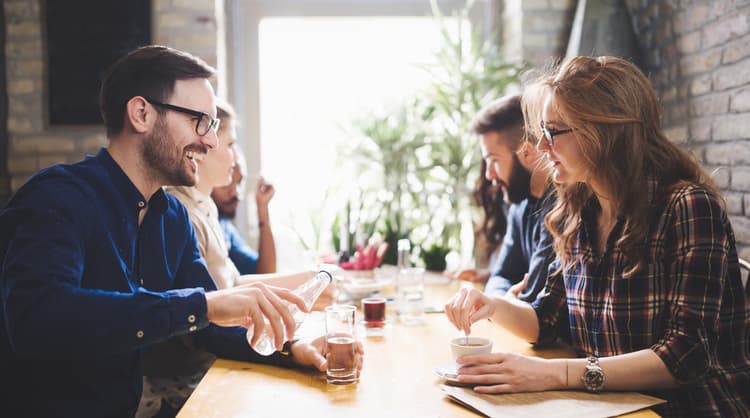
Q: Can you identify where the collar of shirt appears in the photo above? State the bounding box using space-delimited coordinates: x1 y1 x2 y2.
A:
96 147 169 216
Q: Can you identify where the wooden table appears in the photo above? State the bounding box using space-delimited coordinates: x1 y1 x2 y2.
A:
178 278 657 417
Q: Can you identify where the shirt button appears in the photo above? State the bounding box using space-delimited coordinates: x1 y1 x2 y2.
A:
136 330 144 338
137 201 145 208
189 325 198 332
140 278 144 286
188 314 196 323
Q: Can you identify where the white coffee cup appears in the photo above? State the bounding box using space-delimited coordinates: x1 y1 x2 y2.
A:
450 336 493 363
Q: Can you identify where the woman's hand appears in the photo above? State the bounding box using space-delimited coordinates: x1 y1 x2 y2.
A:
456 352 566 393
444 287 499 335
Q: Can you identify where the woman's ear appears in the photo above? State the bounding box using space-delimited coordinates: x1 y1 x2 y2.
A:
125 96 153 134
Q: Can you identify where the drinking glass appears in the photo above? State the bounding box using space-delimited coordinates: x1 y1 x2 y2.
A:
325 305 358 384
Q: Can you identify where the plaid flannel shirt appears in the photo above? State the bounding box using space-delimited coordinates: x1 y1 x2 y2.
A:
533 181 750 417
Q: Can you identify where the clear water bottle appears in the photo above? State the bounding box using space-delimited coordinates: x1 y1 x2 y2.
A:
246 269 333 355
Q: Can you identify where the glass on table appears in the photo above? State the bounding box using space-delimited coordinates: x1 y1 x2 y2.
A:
325 304 358 385
362 296 386 337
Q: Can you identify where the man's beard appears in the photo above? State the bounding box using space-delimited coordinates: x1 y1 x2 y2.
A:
504 152 532 204
216 196 239 219
142 118 198 187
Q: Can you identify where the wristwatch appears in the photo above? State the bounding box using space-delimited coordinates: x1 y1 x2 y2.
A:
582 356 605 393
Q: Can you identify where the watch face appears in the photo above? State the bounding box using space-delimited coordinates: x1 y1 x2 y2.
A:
584 369 605 391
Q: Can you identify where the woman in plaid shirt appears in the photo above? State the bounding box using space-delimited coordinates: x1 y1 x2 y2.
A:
445 56 749 417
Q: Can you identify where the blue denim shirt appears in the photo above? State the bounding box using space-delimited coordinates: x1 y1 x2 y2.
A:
485 187 556 302
220 217 259 275
0 149 281 417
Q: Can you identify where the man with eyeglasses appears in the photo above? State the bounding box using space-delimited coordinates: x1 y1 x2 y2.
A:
0 46 343 417
451 94 556 304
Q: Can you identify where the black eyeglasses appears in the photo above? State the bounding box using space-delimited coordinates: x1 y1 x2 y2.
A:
539 121 573 147
144 97 220 136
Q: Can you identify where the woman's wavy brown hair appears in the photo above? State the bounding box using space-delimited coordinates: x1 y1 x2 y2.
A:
521 56 721 276
472 159 507 261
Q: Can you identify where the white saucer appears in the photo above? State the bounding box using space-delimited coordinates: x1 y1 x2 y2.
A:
434 362 459 382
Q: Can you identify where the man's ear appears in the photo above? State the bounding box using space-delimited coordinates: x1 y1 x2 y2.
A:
125 96 154 134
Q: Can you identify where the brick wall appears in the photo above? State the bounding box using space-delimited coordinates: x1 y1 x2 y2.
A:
3 0 220 192
500 0 578 66
625 0 750 259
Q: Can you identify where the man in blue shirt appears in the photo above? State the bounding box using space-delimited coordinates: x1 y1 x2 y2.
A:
211 151 276 275
0 46 341 417
453 95 555 303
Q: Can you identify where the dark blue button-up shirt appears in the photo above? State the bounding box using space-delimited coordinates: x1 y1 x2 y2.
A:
0 149 282 417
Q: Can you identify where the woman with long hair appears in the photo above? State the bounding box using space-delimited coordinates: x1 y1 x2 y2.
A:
445 56 749 417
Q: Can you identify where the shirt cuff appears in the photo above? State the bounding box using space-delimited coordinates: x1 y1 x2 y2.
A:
166 287 210 335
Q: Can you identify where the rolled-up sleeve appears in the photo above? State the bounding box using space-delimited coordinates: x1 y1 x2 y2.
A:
651 188 729 383
531 260 568 346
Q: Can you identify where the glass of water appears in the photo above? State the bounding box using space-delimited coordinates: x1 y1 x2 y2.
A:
325 305 358 384
397 267 425 325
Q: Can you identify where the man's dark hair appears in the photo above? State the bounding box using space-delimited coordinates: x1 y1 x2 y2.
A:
99 45 216 136
471 94 524 137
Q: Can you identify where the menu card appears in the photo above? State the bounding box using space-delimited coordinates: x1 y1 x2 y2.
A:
441 385 665 418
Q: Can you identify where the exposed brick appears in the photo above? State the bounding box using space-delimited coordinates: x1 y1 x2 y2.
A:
690 91 729 116
681 49 722 75
690 74 712 95
675 4 711 32
705 141 750 165
524 32 548 49
723 32 750 64
5 39 43 58
172 0 212 10
677 30 702 54
3 0 40 17
8 59 43 78
738 245 750 261
11 175 31 191
731 167 750 190
712 113 750 140
7 156 38 173
665 124 689 144
669 102 688 123
522 0 549 11
730 88 750 112
745 194 750 215
702 14 750 48
8 79 36 95
78 134 107 151
549 0 575 11
6 22 40 38
725 191 745 214
7 117 34 134
156 13 190 28
714 57 750 90
689 116 713 142
37 155 71 170
12 136 77 153
709 166 731 188
729 215 750 243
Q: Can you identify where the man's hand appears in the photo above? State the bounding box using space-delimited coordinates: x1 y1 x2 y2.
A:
447 268 491 283
290 336 365 376
255 176 275 208
505 273 529 299
204 282 307 351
